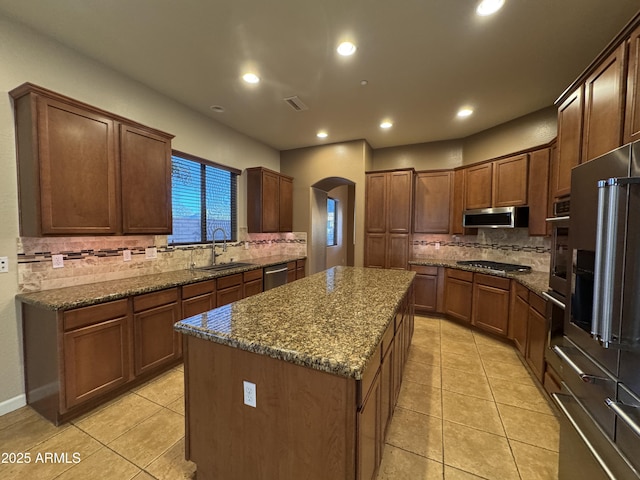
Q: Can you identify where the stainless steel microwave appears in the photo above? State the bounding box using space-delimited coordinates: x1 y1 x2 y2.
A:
462 206 529 228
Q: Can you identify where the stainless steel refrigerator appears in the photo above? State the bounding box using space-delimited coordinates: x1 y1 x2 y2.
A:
553 142 640 479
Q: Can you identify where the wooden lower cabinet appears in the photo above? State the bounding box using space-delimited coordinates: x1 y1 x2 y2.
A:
243 269 264 298
526 293 548 381
472 274 510 337
133 288 181 376
182 280 216 318
217 274 243 306
509 281 529 355
411 265 444 314
444 269 473 323
296 259 306 279
358 371 382 480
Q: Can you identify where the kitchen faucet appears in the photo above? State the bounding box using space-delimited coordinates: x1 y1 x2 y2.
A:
210 227 229 265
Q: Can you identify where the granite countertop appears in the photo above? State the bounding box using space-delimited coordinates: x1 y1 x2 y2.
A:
409 258 549 296
175 266 416 380
16 255 305 311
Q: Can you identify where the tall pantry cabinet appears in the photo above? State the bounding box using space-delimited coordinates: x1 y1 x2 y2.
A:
364 169 414 270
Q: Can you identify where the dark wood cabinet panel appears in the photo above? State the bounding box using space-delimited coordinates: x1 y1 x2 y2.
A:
217 285 243 306
554 86 583 199
465 163 493 210
412 267 438 313
492 154 528 207
510 282 529 355
387 170 413 234
528 148 551 236
182 293 215 318
451 169 466 235
414 171 452 233
365 172 388 233
472 274 510 337
133 301 180 376
120 124 172 234
296 259 306 280
582 43 626 163
526 299 548 381
287 263 297 283
365 234 387 268
247 167 294 233
357 371 381 480
63 316 130 409
444 270 473 323
243 279 263 298
387 234 409 270
625 25 640 143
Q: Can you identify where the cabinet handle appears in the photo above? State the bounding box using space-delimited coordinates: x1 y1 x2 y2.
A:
552 346 605 384
605 398 640 438
541 291 565 309
265 267 288 275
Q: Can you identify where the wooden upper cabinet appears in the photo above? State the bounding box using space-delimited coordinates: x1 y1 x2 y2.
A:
387 170 413 233
625 24 640 143
120 124 173 234
582 43 627 163
365 173 388 233
10 83 174 236
14 91 120 236
246 167 294 233
451 169 466 235
528 148 551 236
465 163 493 210
492 154 528 207
554 86 583 199
413 171 452 234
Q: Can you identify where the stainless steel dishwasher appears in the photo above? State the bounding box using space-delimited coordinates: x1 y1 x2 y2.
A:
264 263 288 290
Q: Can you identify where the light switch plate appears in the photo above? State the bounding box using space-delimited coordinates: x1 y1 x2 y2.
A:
145 247 157 259
0 256 8 273
52 254 64 269
123 249 132 262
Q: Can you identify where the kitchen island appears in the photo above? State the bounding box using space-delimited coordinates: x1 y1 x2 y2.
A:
175 266 415 480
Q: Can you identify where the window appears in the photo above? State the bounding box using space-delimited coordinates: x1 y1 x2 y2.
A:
327 197 338 246
169 151 240 245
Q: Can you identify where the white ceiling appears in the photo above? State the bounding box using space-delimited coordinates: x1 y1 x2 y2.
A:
1 1 638 151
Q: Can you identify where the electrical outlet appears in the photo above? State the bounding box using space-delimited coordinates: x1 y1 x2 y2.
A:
435 242 440 250
145 247 157 259
244 242 249 250
52 254 64 269
123 249 132 262
0 256 8 273
243 381 256 408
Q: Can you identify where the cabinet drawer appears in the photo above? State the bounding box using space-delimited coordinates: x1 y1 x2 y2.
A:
515 281 529 301
217 273 243 290
243 268 263 282
296 259 306 268
133 288 178 313
358 342 382 408
411 265 438 276
529 292 546 315
287 261 297 271
64 299 129 331
182 280 216 299
447 268 473 282
474 273 510 290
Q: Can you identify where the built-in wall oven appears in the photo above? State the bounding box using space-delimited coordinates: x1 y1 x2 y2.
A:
551 143 640 480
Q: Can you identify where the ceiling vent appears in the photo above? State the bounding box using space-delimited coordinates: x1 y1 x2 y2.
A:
284 96 308 111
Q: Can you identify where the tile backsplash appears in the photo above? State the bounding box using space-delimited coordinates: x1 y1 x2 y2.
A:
18 231 307 292
412 229 550 272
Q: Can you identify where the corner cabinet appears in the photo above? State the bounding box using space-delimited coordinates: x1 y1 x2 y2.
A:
9 83 174 236
246 167 294 233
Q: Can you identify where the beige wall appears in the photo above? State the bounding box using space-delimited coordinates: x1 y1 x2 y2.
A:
0 16 279 411
373 140 463 171
280 140 369 273
326 185 349 268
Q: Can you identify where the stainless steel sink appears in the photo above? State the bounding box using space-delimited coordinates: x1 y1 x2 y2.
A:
196 262 256 272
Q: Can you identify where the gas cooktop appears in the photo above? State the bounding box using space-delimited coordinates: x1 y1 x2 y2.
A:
456 260 532 273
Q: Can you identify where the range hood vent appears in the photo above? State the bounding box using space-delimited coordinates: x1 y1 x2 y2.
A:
463 206 529 228
284 96 309 111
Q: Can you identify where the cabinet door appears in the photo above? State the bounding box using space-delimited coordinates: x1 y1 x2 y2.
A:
387 234 409 270
134 302 180 376
625 25 640 144
511 291 529 355
120 124 172 234
36 96 119 235
357 371 381 480
217 285 243 306
365 173 387 233
413 274 438 313
472 283 510 337
387 170 413 234
451 169 465 235
528 148 551 236
380 342 395 442
465 163 493 210
278 175 293 232
444 276 473 323
554 86 583 198
582 43 626 163
243 279 263 298
287 267 297 283
526 304 548 381
414 171 452 233
64 317 130 408
261 170 280 233
182 293 215 319
492 154 528 207
364 234 387 268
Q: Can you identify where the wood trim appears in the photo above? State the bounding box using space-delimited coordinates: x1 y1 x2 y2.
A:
172 149 242 175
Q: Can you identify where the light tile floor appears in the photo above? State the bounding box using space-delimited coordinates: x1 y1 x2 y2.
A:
0 315 559 479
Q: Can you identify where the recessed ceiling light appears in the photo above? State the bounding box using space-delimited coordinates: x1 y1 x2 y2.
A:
380 121 393 129
337 41 357 56
317 131 328 139
360 80 368 86
242 73 260 84
476 0 505 16
457 108 474 118
210 105 225 113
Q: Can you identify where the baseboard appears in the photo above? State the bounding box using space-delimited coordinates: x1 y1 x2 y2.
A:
0 394 27 417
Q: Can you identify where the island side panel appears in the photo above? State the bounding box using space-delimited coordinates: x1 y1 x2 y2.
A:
185 335 357 480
